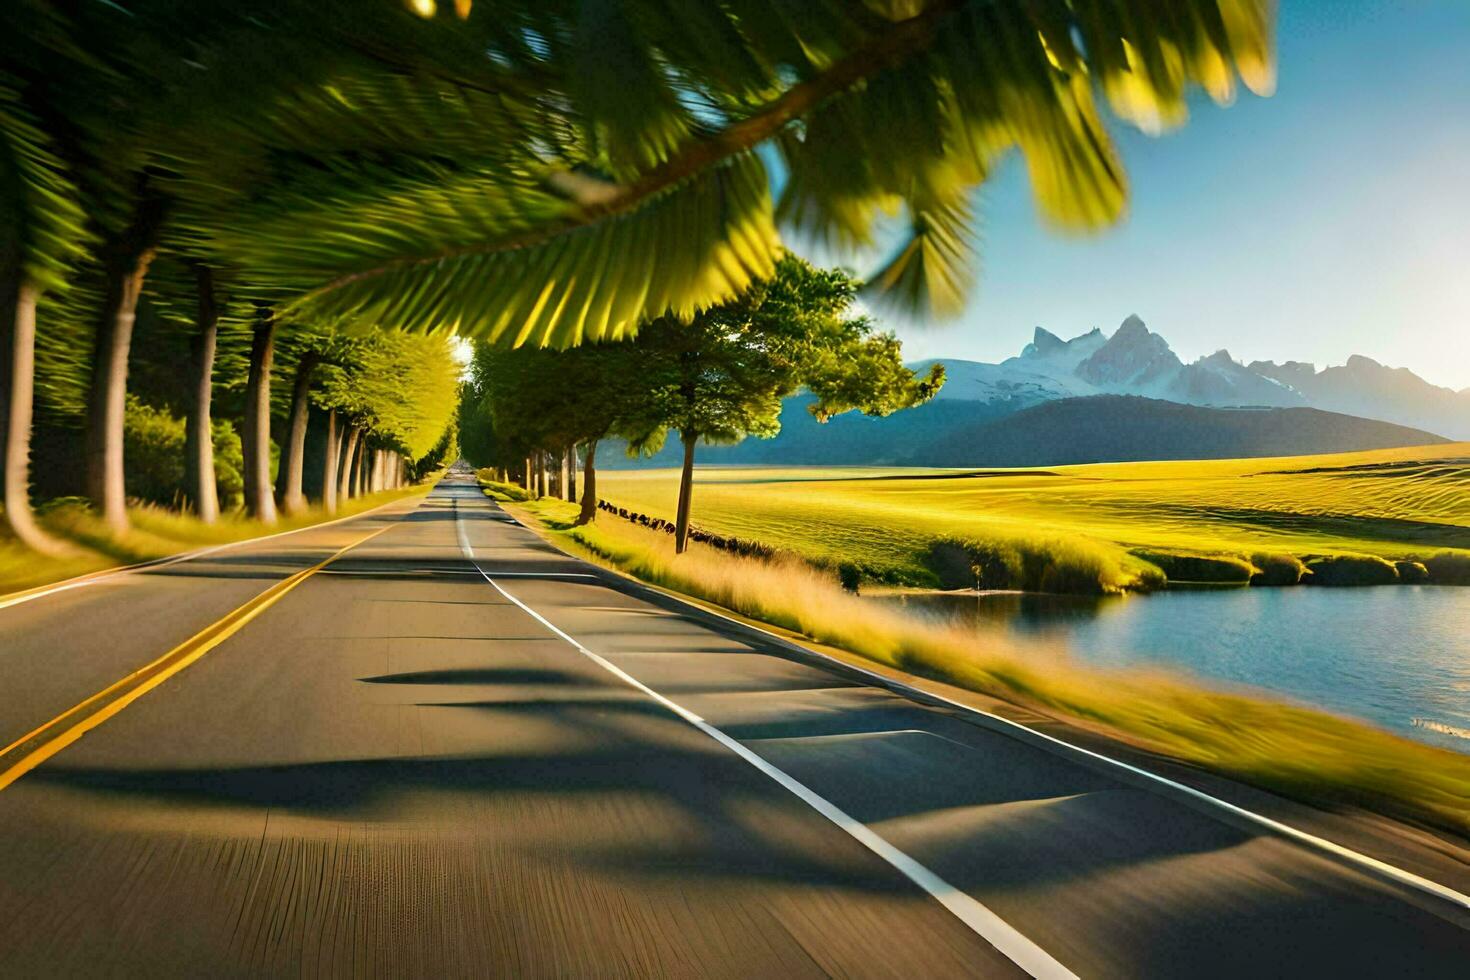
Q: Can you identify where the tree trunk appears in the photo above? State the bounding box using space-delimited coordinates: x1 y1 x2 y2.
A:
321 409 340 514
353 442 368 498
84 190 166 535
523 456 532 492
280 351 319 516
241 309 277 523
1 279 66 554
338 426 361 502
564 446 577 502
371 448 384 493
576 439 598 526
183 264 219 523
674 431 697 553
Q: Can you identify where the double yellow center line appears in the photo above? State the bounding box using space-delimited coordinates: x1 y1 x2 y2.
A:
0 522 394 792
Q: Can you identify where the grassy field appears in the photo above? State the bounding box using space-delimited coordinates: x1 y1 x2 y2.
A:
595 444 1470 590
509 495 1470 837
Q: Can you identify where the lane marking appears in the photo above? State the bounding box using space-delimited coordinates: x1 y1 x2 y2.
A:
645 590 1470 916
454 501 1075 979
0 491 424 614
0 522 396 792
470 571 600 580
480 495 1470 918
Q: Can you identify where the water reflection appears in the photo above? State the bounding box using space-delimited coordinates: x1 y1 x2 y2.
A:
884 591 1121 634
876 587 1470 754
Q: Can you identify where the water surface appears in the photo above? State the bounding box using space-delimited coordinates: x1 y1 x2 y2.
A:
881 586 1470 753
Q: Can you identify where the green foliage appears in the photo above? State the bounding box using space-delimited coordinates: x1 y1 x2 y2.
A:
316 329 460 460
1394 560 1429 584
1250 552 1308 586
930 536 1151 596
0 82 90 291
211 419 244 504
477 472 532 503
1137 551 1256 585
122 397 185 505
1305 555 1401 587
1424 551 1470 585
471 336 645 461
456 382 493 468
624 255 942 452
122 397 245 508
159 0 1274 344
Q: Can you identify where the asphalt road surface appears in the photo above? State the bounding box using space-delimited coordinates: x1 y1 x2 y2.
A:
1 472 1466 977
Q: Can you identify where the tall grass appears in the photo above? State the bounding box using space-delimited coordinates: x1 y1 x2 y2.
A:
520 499 1470 837
929 536 1163 594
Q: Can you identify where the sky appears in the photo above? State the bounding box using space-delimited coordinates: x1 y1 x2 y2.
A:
803 1 1470 390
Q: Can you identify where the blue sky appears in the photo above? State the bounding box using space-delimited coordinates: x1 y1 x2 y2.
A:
808 1 1470 390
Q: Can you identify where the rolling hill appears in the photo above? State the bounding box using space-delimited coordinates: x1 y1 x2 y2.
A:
921 396 1449 467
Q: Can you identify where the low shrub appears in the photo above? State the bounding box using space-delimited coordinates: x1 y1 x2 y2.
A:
929 535 1144 595
1394 560 1430 584
1305 554 1400 586
122 398 245 509
1249 552 1308 586
478 475 532 502
837 561 862 593
1423 551 1470 585
1137 551 1255 585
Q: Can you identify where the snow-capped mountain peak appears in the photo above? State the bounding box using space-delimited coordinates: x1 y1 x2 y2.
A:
911 315 1469 438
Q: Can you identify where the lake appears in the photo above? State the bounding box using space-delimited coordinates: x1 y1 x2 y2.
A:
879 586 1470 753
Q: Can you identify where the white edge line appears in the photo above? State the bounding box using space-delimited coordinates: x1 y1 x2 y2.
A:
454 499 1075 979
479 492 1470 917
0 491 421 614
643 580 1470 915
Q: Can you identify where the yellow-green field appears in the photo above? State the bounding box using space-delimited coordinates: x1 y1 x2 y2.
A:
596 444 1470 589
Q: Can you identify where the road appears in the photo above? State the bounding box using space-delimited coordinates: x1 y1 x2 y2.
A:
1 472 1466 977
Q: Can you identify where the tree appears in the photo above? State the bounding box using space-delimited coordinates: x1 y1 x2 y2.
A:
315 328 460 500
208 0 1276 349
0 80 89 552
183 263 221 522
625 256 942 552
472 339 648 524
1 0 1275 555
239 306 278 522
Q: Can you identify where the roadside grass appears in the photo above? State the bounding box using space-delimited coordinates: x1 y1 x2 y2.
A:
513 497 1470 837
594 444 1470 591
475 471 533 502
0 484 429 597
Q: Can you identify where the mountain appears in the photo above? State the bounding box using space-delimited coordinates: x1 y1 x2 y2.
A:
937 314 1463 435
1250 354 1470 439
600 396 1017 468
600 315 1463 469
1075 314 1183 391
919 396 1451 467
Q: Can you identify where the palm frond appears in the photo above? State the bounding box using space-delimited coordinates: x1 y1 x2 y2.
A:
215 151 778 347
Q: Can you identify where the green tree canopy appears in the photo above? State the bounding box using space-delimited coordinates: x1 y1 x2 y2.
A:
626 254 943 550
